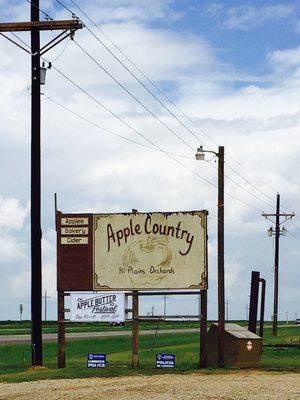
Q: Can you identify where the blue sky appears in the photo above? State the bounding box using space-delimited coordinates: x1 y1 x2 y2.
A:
0 0 299 322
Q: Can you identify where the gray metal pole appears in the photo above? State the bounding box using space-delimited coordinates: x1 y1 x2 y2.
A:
217 146 225 367
31 0 43 366
199 290 207 368
259 278 266 338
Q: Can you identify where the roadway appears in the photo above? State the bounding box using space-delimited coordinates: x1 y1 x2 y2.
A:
0 328 199 345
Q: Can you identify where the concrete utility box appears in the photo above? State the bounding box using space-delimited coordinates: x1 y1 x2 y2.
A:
207 323 262 368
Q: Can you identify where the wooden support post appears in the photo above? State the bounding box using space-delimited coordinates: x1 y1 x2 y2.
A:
199 290 207 368
248 271 260 334
57 290 66 369
132 290 139 368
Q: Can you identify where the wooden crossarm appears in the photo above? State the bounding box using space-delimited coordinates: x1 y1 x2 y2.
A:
0 20 83 32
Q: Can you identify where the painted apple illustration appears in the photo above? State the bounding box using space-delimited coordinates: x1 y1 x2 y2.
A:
122 236 172 286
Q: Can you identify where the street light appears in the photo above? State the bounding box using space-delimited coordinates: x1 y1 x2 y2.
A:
195 145 225 368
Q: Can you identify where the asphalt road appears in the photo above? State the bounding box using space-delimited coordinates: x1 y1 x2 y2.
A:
0 328 199 345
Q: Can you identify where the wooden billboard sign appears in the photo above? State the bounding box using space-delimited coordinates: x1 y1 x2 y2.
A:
57 210 208 291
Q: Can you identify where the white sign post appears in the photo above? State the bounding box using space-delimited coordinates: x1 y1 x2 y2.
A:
70 292 125 323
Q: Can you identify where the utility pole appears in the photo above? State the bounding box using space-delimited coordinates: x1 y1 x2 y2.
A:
262 193 294 336
43 290 51 321
195 145 225 367
31 0 42 368
0 3 83 366
218 146 225 367
163 294 167 318
19 304 24 322
225 299 229 322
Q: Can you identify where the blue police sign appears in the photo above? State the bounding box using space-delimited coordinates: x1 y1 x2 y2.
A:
156 353 175 368
87 353 106 368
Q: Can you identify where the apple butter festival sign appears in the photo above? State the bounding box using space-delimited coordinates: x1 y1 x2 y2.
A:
57 211 208 291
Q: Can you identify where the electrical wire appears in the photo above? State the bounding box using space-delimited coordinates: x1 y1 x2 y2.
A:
25 0 53 20
45 60 217 189
19 0 278 214
225 163 275 207
45 95 193 160
45 92 264 212
79 24 210 149
73 39 195 152
10 32 31 50
45 60 265 212
50 37 70 62
73 40 278 209
67 0 280 200
57 0 284 209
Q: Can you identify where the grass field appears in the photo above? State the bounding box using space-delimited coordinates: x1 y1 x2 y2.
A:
0 319 295 336
0 323 299 383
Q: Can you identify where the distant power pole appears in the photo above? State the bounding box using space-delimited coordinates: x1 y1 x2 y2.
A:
42 290 51 322
19 304 24 322
226 300 229 322
286 311 289 325
262 193 295 336
245 304 249 321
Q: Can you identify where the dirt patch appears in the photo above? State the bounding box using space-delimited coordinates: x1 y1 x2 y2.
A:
0 371 299 400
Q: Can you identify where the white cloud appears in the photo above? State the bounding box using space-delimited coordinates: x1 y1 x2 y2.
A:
205 3 294 31
0 196 29 231
72 0 179 23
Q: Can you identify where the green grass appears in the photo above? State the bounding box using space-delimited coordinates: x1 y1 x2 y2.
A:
0 325 299 383
0 320 294 336
0 320 202 335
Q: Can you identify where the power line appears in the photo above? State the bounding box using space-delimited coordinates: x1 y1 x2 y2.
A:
225 163 274 207
78 22 210 149
52 0 292 214
46 63 263 212
25 0 53 20
73 40 277 210
73 40 195 152
16 6 274 213
67 0 279 202
46 61 217 188
69 0 212 149
45 95 193 160
19 2 270 213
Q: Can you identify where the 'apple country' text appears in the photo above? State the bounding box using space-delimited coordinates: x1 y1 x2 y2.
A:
107 215 194 256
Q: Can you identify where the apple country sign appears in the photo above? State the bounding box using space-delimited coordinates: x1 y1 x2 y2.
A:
107 215 194 256
93 211 208 290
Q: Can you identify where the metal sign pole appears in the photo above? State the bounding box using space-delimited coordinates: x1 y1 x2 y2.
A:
57 290 66 369
132 290 139 368
199 290 207 368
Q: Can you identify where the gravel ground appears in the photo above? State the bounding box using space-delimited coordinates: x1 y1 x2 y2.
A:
0 371 299 400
